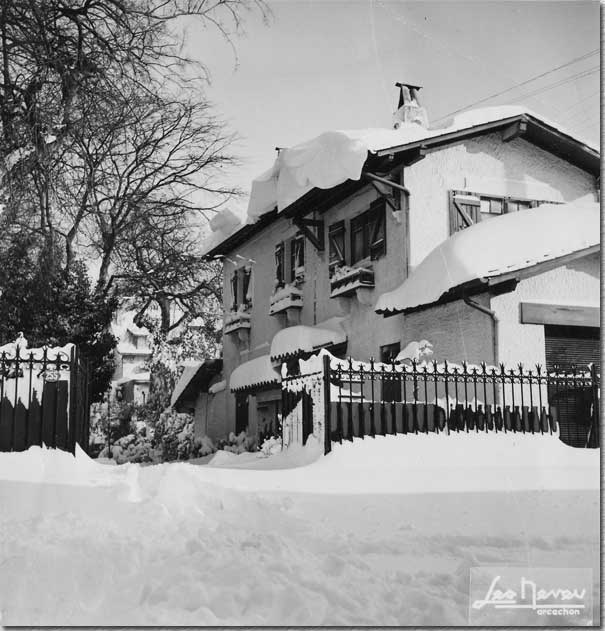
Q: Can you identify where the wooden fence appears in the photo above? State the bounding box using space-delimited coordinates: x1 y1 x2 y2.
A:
0 345 90 454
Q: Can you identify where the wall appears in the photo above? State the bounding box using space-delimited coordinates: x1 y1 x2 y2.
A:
491 253 600 369
401 294 495 365
404 133 597 268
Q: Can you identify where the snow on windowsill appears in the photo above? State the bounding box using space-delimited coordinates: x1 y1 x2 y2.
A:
330 265 374 298
224 308 251 334
269 284 303 315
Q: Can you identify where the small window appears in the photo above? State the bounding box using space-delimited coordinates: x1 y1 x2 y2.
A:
328 221 346 273
289 235 305 282
350 200 387 264
506 199 533 213
452 190 557 233
380 342 401 402
230 267 252 310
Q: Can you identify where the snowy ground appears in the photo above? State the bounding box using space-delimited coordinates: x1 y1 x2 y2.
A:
0 433 599 626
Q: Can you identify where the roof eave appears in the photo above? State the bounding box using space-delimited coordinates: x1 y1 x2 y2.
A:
377 244 600 317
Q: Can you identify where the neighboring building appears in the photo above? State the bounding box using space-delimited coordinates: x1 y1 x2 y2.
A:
195 90 599 443
111 311 152 404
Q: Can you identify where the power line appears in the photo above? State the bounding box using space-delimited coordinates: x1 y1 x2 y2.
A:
432 49 599 124
507 67 598 104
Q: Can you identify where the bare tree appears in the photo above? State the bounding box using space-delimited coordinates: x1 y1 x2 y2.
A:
0 0 266 332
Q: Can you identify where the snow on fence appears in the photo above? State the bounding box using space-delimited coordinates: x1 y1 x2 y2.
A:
0 340 90 454
281 352 600 454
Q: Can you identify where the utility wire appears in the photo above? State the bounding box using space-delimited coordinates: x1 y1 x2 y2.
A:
506 67 598 104
432 49 599 124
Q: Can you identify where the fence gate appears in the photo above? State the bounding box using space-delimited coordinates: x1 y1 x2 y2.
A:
0 344 90 455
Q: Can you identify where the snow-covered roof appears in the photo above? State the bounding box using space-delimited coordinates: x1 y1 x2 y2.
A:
117 342 151 356
171 361 204 407
127 324 150 337
201 106 598 258
229 355 281 392
117 371 151 385
375 201 600 315
170 359 223 406
269 317 347 361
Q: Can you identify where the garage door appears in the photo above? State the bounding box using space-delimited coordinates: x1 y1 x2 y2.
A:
544 325 599 448
545 325 600 372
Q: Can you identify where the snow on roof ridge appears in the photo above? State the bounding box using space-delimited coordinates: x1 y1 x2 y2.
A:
375 201 600 315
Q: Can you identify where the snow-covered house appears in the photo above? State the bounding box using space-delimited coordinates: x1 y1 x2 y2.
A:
111 312 152 404
200 89 599 442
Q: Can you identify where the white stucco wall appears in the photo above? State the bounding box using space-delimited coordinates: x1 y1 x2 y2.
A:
491 253 600 369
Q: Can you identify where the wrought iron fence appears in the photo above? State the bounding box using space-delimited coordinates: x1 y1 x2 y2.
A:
323 356 599 453
0 345 90 454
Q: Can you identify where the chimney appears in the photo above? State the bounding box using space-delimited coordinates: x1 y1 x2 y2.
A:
393 82 428 129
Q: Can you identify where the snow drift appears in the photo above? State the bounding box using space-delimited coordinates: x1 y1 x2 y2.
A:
375 201 600 314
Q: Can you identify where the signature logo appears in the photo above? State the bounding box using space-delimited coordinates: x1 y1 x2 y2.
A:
469 567 592 625
472 574 586 612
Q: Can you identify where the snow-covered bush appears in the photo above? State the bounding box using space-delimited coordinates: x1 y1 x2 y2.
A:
152 408 218 461
217 431 256 454
259 436 282 457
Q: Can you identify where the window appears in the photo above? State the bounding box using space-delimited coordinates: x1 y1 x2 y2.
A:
230 266 252 310
380 343 401 402
289 235 305 282
451 190 553 234
350 199 386 264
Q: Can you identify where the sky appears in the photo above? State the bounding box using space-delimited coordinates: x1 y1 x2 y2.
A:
184 0 600 213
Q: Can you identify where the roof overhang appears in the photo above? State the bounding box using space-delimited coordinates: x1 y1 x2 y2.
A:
379 245 600 317
204 114 599 259
229 355 281 393
171 358 223 407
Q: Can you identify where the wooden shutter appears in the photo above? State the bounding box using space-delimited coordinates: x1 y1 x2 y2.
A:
230 271 238 310
369 199 386 260
275 242 284 287
449 191 481 234
328 221 346 269
289 236 304 282
242 267 252 307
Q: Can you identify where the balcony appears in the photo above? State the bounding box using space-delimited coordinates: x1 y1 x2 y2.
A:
224 308 251 345
330 265 375 298
269 284 303 315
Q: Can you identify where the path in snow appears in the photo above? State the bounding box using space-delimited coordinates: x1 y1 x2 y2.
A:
0 433 599 626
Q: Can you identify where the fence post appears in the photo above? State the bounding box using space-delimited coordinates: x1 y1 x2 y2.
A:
588 363 600 448
323 353 331 455
68 346 77 455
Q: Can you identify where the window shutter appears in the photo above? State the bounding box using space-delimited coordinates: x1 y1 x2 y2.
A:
449 191 481 234
289 236 305 282
369 199 386 260
230 271 238 310
275 242 284 287
328 221 346 269
242 267 252 307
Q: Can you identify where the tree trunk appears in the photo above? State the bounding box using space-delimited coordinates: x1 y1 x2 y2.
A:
159 297 171 333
